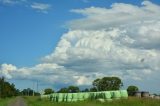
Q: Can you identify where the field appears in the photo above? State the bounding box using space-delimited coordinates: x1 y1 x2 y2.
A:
0 97 15 106
24 96 160 106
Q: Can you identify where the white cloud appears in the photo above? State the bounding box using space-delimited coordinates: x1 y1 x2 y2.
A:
0 0 52 13
69 1 160 30
0 0 26 5
0 1 160 92
30 2 51 13
0 64 17 79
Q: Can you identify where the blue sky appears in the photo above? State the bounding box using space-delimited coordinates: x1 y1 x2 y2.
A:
0 0 145 67
0 0 160 93
1 0 159 66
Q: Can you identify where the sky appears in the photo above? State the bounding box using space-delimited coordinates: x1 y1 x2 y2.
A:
0 0 160 93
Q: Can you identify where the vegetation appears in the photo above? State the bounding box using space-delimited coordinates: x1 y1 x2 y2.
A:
1 76 159 106
44 88 54 94
93 77 123 91
0 97 15 106
21 88 40 96
0 76 39 98
24 96 160 106
0 77 19 98
127 85 139 96
58 87 69 93
90 87 98 92
68 86 80 93
57 77 123 93
81 88 89 92
57 86 80 93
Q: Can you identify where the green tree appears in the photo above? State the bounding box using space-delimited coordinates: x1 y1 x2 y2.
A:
92 77 123 91
81 88 89 92
127 85 139 96
90 87 97 92
68 86 80 93
21 88 39 96
44 88 54 94
57 87 69 93
0 77 19 98
22 88 34 96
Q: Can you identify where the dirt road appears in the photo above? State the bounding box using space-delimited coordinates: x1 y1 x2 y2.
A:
8 97 27 106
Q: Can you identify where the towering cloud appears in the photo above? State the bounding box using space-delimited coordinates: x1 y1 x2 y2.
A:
0 1 160 91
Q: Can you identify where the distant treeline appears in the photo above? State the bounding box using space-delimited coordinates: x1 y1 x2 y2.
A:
43 77 141 96
0 77 40 98
0 77 19 98
0 76 141 98
44 77 124 94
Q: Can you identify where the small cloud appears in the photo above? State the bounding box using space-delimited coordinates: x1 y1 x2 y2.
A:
0 0 26 5
30 2 51 13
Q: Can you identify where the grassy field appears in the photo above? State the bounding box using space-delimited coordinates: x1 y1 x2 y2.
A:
24 96 160 106
0 97 15 106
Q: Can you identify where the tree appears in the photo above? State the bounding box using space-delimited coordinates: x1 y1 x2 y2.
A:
57 87 69 93
127 85 139 96
44 88 54 94
22 88 34 96
81 88 89 92
92 77 123 91
21 88 40 96
68 86 80 93
90 87 97 92
0 77 19 98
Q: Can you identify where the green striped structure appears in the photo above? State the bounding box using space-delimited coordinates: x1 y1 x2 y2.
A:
57 93 63 102
72 93 78 102
83 92 90 99
63 93 67 102
78 93 84 101
96 92 101 99
67 93 72 102
50 93 55 101
102 91 112 101
53 93 58 102
103 91 111 99
43 90 128 102
93 92 98 99
90 92 95 100
112 91 121 99
120 90 128 98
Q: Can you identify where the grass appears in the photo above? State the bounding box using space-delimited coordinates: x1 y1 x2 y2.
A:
24 96 160 106
0 97 16 106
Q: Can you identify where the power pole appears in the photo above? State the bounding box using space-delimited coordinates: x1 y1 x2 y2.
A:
37 81 38 93
28 89 29 96
33 82 35 96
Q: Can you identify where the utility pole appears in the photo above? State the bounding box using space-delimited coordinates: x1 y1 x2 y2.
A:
0 83 1 98
28 89 29 96
37 81 39 93
33 82 35 96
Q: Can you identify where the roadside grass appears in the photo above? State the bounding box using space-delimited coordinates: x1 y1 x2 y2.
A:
24 96 160 106
0 97 15 106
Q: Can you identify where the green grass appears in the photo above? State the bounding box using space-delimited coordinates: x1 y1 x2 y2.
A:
0 97 15 106
24 96 160 106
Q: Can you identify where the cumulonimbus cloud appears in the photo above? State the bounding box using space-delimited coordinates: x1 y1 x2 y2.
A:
0 1 160 91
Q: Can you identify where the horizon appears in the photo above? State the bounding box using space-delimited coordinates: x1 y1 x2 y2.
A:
0 0 160 94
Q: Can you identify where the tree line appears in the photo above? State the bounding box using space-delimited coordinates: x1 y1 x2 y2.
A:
44 76 139 96
0 77 40 98
0 77 19 98
0 76 139 98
